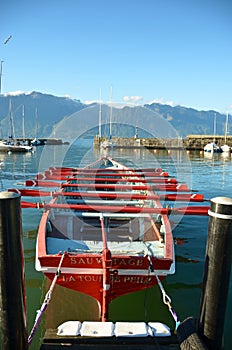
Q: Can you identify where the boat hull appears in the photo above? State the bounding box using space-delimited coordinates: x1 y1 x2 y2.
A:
39 254 172 304
35 156 175 320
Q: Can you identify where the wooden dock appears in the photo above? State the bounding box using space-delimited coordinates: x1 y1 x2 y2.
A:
40 329 180 349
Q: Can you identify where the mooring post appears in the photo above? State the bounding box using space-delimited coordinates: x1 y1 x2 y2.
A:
198 197 232 350
0 192 28 349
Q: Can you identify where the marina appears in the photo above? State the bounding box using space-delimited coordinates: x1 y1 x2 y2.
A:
2 1 232 348
0 143 232 349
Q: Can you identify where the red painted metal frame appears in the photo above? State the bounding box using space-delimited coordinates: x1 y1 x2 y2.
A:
99 215 112 321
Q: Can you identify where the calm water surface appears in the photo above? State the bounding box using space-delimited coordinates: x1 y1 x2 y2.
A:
0 141 231 349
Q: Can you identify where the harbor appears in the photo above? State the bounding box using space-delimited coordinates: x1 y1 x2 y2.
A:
1 1 232 348
0 144 231 349
1 1 231 348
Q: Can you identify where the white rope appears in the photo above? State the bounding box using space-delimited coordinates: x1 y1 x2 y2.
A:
28 252 65 345
146 251 180 330
46 252 65 300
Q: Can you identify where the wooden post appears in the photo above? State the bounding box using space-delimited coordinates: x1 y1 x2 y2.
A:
198 197 232 350
0 192 28 349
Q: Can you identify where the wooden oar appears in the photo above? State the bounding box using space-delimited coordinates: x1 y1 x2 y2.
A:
7 189 204 202
49 166 164 173
61 183 190 192
25 180 60 187
19 200 210 215
24 180 190 192
42 203 210 216
36 174 177 184
8 188 53 197
53 191 204 202
44 170 169 178
21 201 44 208
173 206 210 215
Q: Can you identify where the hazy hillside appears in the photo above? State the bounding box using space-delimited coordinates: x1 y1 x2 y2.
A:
145 103 227 136
0 91 86 139
0 91 229 139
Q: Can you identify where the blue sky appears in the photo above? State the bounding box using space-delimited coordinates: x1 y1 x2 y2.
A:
1 0 232 112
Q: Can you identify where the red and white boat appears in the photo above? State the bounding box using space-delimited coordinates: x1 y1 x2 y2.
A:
9 156 208 324
36 157 177 321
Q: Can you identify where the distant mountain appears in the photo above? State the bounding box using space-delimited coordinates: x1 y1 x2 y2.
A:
144 103 227 137
0 91 228 139
0 91 86 139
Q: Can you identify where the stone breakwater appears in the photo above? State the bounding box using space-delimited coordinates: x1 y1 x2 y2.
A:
94 135 232 150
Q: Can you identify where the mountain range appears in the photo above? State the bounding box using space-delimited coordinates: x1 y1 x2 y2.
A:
0 91 229 140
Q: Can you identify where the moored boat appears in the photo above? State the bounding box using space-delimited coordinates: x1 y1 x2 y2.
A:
203 141 222 153
0 99 33 153
0 139 33 153
100 139 117 149
9 156 208 332
221 112 231 153
19 156 205 321
35 157 176 321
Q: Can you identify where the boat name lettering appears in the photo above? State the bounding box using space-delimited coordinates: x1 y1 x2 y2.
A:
122 276 153 284
70 257 102 265
61 275 153 284
62 275 102 282
112 258 144 266
70 257 144 266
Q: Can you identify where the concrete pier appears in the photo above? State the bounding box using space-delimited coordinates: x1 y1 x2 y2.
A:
94 135 232 151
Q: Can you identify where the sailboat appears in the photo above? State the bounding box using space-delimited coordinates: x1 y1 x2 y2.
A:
31 107 42 146
100 87 117 149
221 112 231 153
0 100 33 153
204 113 222 153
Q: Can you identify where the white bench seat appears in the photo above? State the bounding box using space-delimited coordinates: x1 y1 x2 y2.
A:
46 237 164 257
57 321 171 337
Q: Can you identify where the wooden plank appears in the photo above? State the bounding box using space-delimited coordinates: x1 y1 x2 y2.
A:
40 329 179 349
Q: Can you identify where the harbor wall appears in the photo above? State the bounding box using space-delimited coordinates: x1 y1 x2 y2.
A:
94 135 232 150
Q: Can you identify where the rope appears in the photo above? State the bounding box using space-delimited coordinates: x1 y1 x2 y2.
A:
147 254 180 331
28 252 65 345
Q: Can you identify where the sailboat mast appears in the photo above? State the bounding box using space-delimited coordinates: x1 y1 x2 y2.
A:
35 107 38 138
99 88 102 137
213 113 216 143
9 99 15 139
109 85 112 140
225 112 229 144
22 105 25 140
0 60 4 95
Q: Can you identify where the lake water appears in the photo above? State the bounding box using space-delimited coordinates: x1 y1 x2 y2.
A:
0 141 231 349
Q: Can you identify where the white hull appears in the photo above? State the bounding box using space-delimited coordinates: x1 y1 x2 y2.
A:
0 140 33 153
204 142 222 153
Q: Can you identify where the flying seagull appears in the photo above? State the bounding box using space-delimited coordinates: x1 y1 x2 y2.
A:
4 35 12 45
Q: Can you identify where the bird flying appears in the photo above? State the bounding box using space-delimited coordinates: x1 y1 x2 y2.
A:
4 35 12 45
